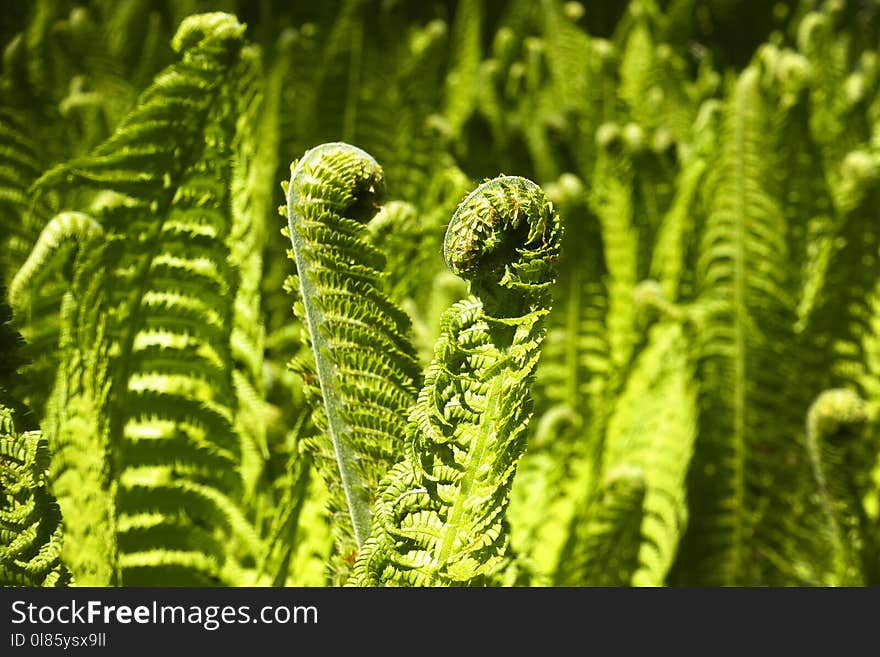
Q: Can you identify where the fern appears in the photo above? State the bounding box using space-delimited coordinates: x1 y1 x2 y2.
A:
353 175 560 586
672 63 808 585
3 0 880 591
283 142 420 581
553 300 699 586
555 465 645 586
649 99 719 303
587 135 639 377
227 27 272 518
30 12 262 585
0 406 69 587
806 389 875 585
0 275 68 586
9 211 103 315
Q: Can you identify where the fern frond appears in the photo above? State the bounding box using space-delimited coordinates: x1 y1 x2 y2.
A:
538 0 594 112
606 321 697 585
9 211 104 419
227 35 275 522
673 65 808 585
806 389 875 585
38 12 261 585
649 99 720 302
554 318 698 586
354 175 561 586
284 142 420 581
588 133 639 376
555 465 645 587
0 108 42 281
616 5 698 147
618 8 656 130
9 211 103 313
0 406 70 586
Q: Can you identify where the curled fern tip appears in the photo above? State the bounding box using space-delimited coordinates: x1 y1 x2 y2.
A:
443 176 561 295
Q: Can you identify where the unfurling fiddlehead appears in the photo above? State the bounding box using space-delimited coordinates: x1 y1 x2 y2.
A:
806 389 874 585
353 176 561 586
8 211 103 313
283 143 420 582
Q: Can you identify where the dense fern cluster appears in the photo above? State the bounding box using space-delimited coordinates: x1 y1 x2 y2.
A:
1 0 879 587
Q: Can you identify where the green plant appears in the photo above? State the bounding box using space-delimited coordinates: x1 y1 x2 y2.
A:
0 406 69 587
1 279 68 587
354 176 560 585
282 142 419 581
1 0 879 588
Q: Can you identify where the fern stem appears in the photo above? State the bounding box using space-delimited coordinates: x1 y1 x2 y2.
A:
432 372 505 574
287 146 374 547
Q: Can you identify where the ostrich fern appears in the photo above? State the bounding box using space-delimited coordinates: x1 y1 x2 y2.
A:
353 175 560 585
16 12 264 586
1 277 67 586
282 142 420 581
2 1 880 589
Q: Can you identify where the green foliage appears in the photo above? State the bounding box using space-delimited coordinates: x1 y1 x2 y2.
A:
353 176 560 585
0 278 68 586
2 0 880 588
807 389 875 585
674 63 803 586
556 464 645 587
0 406 70 587
18 12 264 586
558 320 697 586
283 142 419 581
